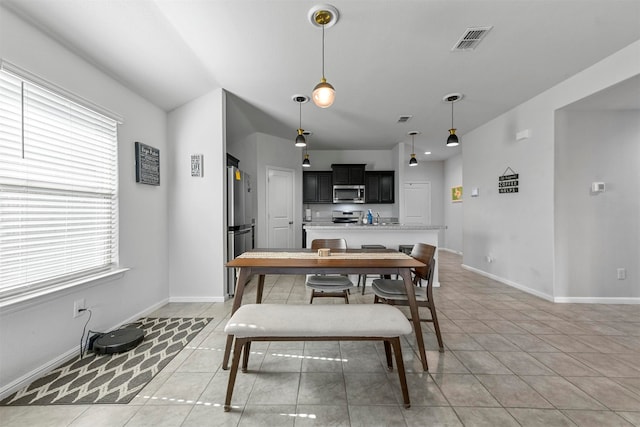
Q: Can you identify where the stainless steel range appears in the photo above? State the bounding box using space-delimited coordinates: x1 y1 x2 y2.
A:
332 210 363 224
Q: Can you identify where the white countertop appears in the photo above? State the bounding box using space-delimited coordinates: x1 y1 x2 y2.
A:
304 223 446 230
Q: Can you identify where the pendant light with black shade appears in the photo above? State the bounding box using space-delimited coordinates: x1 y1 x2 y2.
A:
444 93 462 147
408 131 419 167
293 95 309 147
302 131 312 167
308 5 339 108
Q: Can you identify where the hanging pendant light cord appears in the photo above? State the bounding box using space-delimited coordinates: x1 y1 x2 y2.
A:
321 24 326 80
451 101 454 128
299 101 302 129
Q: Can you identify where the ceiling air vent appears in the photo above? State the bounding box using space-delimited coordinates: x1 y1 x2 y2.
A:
452 26 493 51
397 115 413 123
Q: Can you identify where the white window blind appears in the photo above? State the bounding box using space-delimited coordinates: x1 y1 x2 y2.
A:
0 69 119 302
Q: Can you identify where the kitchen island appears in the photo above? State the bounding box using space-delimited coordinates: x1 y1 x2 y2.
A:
304 223 446 287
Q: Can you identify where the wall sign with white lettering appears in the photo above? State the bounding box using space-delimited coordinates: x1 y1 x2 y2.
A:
135 141 160 186
499 167 518 194
191 154 203 177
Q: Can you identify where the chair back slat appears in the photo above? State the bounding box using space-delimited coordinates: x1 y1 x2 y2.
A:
410 243 436 280
311 238 348 250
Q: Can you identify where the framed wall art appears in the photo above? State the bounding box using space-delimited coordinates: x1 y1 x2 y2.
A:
451 186 463 202
135 141 160 185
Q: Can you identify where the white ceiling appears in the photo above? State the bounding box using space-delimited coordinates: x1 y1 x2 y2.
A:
3 0 639 161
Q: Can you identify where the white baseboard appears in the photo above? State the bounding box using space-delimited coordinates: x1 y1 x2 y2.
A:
169 296 226 303
461 264 554 302
0 298 170 400
554 296 640 304
439 247 463 255
0 346 80 402
460 265 640 304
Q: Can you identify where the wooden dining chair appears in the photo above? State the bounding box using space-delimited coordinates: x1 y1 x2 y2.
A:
371 243 444 352
306 238 355 303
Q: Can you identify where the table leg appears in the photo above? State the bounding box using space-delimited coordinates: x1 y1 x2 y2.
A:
400 268 428 371
223 267 252 370
256 274 265 303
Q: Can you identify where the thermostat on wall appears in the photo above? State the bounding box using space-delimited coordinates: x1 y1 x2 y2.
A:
591 182 605 193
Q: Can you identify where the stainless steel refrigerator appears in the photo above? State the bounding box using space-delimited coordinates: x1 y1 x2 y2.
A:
227 166 254 296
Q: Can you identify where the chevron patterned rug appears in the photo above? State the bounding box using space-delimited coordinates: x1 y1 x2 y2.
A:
1 317 210 405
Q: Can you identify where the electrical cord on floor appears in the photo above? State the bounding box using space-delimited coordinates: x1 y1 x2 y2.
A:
78 308 92 359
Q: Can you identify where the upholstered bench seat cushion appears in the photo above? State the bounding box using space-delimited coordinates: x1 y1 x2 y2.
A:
225 304 412 338
372 279 427 301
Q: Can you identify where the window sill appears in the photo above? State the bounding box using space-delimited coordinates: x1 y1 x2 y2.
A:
0 267 130 313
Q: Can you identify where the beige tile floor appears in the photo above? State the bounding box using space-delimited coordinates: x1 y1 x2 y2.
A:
2 251 640 426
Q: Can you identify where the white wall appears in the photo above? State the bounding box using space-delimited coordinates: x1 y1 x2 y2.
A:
306 150 395 171
227 133 258 180
555 109 640 300
444 153 463 253
167 89 226 302
462 40 640 301
397 142 447 244
0 7 169 395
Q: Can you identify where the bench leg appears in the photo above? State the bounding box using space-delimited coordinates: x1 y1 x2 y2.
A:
391 336 411 409
223 268 252 370
225 337 248 412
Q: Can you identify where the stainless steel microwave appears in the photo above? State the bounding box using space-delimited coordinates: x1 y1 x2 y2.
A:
333 185 365 203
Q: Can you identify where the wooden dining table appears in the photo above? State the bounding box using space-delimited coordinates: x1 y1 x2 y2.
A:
223 248 430 371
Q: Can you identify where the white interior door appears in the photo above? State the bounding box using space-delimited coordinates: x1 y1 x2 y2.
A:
401 182 431 224
267 167 294 248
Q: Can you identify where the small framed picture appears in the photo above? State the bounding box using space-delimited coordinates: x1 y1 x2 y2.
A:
451 186 463 202
191 154 203 177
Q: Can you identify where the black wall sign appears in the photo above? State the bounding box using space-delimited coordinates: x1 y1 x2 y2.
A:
499 167 519 194
135 141 160 186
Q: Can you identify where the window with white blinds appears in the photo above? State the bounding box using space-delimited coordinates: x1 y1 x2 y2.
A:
0 69 119 302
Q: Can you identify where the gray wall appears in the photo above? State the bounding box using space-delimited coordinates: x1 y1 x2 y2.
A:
0 7 169 395
555 109 640 299
255 132 304 248
462 40 640 302
400 156 446 244
167 89 227 302
444 153 463 253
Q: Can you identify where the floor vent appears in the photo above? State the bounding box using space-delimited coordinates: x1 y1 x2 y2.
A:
397 115 413 123
452 26 493 51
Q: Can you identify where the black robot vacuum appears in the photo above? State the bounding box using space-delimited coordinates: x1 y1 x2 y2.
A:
91 327 145 355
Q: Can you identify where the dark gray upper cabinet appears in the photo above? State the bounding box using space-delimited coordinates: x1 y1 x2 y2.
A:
303 171 333 203
331 164 366 185
365 171 394 203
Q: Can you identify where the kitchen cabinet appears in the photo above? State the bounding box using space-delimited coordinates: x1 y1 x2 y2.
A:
303 171 333 203
365 171 394 203
331 164 366 185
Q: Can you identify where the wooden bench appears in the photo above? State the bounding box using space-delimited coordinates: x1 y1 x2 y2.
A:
223 303 413 411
